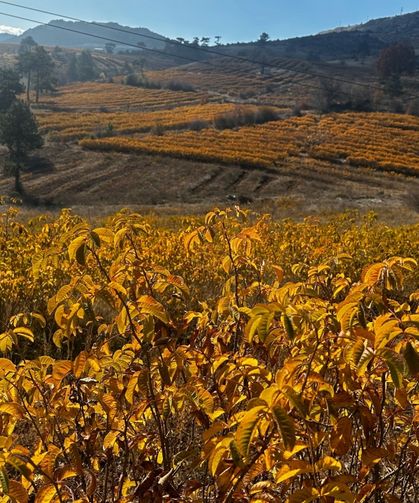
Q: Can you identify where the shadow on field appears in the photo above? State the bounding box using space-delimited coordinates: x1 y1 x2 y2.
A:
25 155 55 175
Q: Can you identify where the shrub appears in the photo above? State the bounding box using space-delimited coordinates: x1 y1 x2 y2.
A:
214 106 279 129
165 80 195 92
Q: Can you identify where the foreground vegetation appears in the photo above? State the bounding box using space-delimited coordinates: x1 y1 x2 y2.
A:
0 205 417 502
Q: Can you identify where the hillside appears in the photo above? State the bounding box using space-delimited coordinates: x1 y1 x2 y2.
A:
0 32 17 42
0 10 417 221
223 10 419 61
0 82 416 221
16 19 167 50
345 10 419 46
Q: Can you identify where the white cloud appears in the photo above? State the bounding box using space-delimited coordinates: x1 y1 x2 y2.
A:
0 25 24 36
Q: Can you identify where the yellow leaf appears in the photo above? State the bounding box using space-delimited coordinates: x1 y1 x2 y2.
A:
0 332 15 353
72 352 87 378
0 469 8 494
208 441 229 477
68 235 87 262
54 467 77 482
362 263 385 286
272 265 284 283
321 482 355 502
12 327 34 342
8 480 28 503
288 486 319 503
137 296 169 324
125 372 139 404
92 227 114 244
0 359 16 375
276 465 307 484
373 315 402 350
235 405 266 457
109 281 127 296
316 455 342 471
103 431 120 451
283 443 308 461
271 405 296 450
0 402 25 419
52 361 72 383
34 484 57 503
361 447 388 466
39 447 60 479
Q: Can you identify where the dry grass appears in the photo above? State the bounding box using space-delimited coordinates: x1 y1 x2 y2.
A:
0 143 417 224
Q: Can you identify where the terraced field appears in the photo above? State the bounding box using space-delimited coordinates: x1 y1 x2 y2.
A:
145 58 318 108
0 141 416 223
37 103 278 140
80 112 419 176
0 54 415 220
37 81 218 112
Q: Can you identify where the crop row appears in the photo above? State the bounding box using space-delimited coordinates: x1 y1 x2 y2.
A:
38 82 218 112
80 111 419 175
37 103 266 140
146 58 314 107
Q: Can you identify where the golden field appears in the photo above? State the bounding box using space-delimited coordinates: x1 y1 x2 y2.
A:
37 103 268 141
80 112 419 176
38 82 217 112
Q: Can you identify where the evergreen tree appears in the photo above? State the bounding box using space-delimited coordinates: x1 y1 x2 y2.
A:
0 101 43 192
18 39 56 103
67 54 79 82
0 69 23 112
258 32 270 45
33 46 56 103
76 51 97 82
17 36 38 103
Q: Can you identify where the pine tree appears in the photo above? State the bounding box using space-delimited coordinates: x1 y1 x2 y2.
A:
0 101 43 192
76 51 97 82
0 69 23 112
33 46 56 103
17 36 38 104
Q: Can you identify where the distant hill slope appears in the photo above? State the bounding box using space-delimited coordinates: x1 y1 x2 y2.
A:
0 33 17 43
226 10 419 61
17 19 167 50
343 10 419 45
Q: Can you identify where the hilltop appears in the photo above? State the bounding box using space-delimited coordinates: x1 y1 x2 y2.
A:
1 9 417 60
13 19 167 50
333 10 419 45
224 10 419 61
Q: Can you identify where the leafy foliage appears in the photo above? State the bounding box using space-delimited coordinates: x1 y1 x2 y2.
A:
0 205 417 501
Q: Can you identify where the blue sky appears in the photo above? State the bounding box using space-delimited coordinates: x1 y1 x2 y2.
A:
0 0 418 41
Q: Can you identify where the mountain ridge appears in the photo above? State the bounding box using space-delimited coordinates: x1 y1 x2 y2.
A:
13 19 167 50
1 9 418 63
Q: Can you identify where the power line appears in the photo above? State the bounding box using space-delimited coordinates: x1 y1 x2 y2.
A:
0 4 417 101
0 10 213 66
0 1 386 92
0 9 334 96
0 0 369 74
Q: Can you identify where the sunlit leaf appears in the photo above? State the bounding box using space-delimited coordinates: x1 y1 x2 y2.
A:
235 405 266 457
